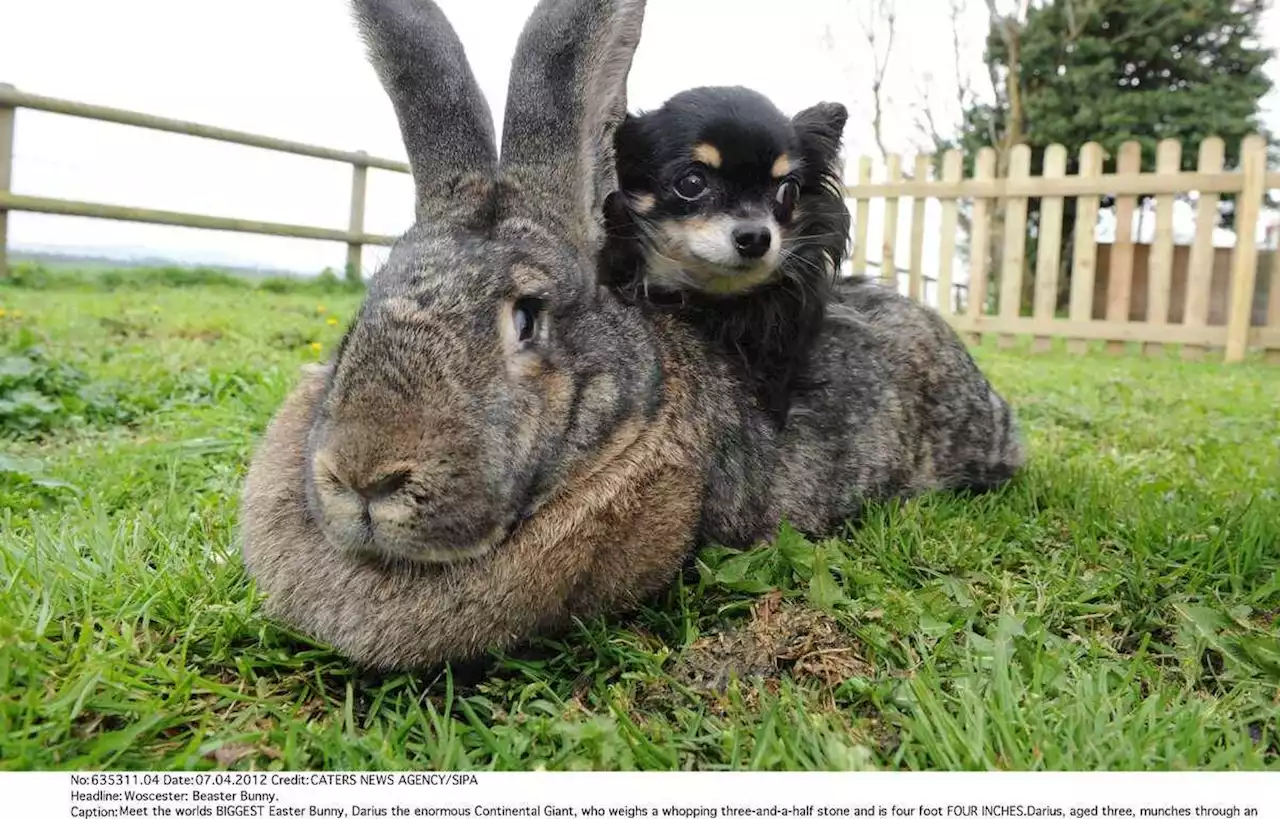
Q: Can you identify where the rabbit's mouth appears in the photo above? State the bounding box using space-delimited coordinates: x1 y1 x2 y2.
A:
305 437 537 565
311 477 522 567
366 484 543 567
342 515 515 567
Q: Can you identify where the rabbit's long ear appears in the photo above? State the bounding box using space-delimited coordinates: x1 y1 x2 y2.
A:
498 0 647 257
353 0 498 223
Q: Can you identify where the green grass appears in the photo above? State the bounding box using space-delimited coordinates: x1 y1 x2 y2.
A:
1 267 1277 771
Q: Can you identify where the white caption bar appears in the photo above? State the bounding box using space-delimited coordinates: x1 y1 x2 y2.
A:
1 772 1276 819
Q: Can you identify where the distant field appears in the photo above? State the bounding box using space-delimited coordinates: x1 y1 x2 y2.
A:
1 267 1277 770
9 251 313 279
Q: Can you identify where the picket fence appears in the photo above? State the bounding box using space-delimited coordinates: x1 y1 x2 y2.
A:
2 84 1278 362
845 139 1280 363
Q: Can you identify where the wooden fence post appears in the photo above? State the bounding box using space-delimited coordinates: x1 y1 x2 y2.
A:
936 149 963 315
852 156 871 277
0 83 15 280
1182 137 1225 362
1105 141 1142 354
1031 144 1068 352
908 154 929 303
881 153 902 287
346 151 368 283
965 148 997 345
1067 142 1105 355
1225 134 1267 363
998 144 1032 348
1144 138 1182 358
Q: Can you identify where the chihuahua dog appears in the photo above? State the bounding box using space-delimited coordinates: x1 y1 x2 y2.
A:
600 86 850 428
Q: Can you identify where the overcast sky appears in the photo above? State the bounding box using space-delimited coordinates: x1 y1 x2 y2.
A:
3 0 1280 276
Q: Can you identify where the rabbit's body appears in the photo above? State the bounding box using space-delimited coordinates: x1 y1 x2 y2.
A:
243 274 1021 670
240 0 1024 670
696 276 1023 548
243 281 1019 669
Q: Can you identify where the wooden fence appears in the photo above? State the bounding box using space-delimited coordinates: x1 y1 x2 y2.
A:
2 84 1279 363
846 139 1280 363
0 84 410 280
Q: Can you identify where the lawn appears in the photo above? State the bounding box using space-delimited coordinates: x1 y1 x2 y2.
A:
1 266 1277 771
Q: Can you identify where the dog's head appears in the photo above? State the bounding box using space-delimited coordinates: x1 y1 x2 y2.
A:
607 86 848 295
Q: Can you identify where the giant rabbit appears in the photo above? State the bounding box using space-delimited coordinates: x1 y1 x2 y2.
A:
240 0 1024 670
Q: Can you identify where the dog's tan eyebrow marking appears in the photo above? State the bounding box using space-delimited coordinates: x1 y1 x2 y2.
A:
772 154 794 178
630 193 656 214
692 143 722 168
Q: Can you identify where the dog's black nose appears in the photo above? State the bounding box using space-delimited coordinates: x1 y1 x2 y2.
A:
732 226 772 259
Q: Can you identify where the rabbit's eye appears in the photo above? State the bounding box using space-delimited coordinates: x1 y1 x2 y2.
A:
511 298 543 345
674 170 708 201
774 179 800 222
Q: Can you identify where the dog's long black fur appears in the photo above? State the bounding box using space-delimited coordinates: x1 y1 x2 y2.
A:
599 87 851 428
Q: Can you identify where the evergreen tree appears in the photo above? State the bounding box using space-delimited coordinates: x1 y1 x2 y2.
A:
952 0 1273 309
1023 0 1270 170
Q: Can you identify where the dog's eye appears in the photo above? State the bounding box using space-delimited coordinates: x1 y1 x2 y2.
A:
511 298 543 345
674 171 709 201
774 180 800 221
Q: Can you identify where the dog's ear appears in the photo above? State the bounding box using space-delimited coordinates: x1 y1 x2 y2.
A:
792 101 849 139
352 0 498 224
791 101 848 159
497 0 648 265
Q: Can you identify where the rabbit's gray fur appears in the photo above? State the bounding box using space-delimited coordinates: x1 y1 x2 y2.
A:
697 279 1022 548
239 0 1023 670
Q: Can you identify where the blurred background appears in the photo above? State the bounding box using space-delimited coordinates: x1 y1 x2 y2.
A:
2 0 1279 281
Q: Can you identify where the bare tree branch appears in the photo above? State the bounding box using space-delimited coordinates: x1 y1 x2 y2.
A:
904 0 974 230
910 74 944 152
982 0 1026 177
859 0 897 163
951 0 975 112
912 0 978 151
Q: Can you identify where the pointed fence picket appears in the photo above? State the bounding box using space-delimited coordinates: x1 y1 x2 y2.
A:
844 135 1280 363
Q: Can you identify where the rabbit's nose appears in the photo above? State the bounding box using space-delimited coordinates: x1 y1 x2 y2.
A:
351 470 410 504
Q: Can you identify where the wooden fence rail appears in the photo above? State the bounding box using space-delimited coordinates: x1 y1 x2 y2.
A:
0 83 410 280
846 136 1280 364
2 84 1278 363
